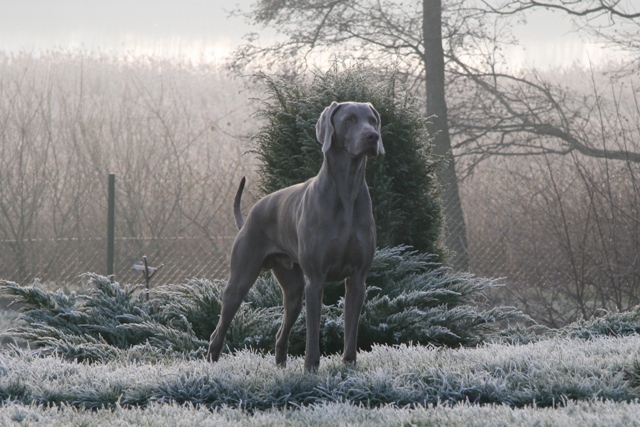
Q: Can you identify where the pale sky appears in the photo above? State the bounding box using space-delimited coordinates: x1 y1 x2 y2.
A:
0 0 252 62
0 0 632 69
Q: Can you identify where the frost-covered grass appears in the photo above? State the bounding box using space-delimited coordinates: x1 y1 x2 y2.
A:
0 317 639 425
0 336 638 412
2 400 640 427
0 309 17 346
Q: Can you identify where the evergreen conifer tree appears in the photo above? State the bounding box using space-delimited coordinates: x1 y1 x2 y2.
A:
253 64 443 259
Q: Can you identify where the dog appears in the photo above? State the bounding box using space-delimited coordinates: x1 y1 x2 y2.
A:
207 101 384 371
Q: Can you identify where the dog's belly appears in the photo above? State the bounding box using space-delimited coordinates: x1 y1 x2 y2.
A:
325 266 355 282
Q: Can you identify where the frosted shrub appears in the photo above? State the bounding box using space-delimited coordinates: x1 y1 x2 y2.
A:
2 246 525 361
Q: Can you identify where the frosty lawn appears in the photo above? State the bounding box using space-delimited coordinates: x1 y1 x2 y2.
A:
0 336 638 411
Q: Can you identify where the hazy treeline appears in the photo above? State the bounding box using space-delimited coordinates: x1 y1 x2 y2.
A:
0 51 254 285
459 65 640 326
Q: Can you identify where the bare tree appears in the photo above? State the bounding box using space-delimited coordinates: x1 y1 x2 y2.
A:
467 146 640 327
424 0 469 269
447 0 640 170
481 1 640 20
0 63 52 281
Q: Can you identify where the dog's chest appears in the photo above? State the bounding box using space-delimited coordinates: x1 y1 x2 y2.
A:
296 187 375 279
313 217 374 280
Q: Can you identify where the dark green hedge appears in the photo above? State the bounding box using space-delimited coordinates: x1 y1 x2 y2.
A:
253 64 443 259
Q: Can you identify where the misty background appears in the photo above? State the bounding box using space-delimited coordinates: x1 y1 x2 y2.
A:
0 0 639 328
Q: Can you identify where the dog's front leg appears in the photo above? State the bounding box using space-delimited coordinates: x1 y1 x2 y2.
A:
304 279 324 372
343 275 366 365
272 264 305 367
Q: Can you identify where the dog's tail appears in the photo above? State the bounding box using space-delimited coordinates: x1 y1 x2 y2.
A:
234 177 246 230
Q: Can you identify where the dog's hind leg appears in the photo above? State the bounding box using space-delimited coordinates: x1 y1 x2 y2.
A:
272 263 305 367
207 238 264 362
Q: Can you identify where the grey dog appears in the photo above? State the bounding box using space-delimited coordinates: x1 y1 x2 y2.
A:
206 101 385 372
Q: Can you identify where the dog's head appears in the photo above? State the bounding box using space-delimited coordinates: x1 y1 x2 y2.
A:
315 101 385 157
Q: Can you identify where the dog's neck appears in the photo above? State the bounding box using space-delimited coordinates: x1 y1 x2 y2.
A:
318 150 368 208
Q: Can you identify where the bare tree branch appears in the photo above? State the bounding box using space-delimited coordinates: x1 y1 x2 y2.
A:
481 0 640 19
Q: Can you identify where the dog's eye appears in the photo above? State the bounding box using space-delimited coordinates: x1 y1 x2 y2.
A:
345 115 357 123
368 116 378 126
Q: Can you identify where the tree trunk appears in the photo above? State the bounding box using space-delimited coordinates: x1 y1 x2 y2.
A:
423 0 469 270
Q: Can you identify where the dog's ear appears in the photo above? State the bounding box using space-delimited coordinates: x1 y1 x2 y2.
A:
316 101 340 153
367 103 385 155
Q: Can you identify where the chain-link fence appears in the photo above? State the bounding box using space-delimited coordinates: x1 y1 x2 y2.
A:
458 154 640 327
2 152 640 329
0 235 234 288
0 172 242 289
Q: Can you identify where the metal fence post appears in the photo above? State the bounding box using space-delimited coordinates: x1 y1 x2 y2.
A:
107 173 115 280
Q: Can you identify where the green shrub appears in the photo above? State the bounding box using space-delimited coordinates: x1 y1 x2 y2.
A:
1 247 526 362
0 274 207 362
562 306 640 339
253 64 443 258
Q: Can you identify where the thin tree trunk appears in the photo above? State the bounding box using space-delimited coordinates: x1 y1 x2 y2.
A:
423 0 469 270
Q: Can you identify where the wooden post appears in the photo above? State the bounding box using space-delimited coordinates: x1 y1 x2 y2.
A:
107 173 115 280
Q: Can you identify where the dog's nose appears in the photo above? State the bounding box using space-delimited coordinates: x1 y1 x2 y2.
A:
366 131 379 144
